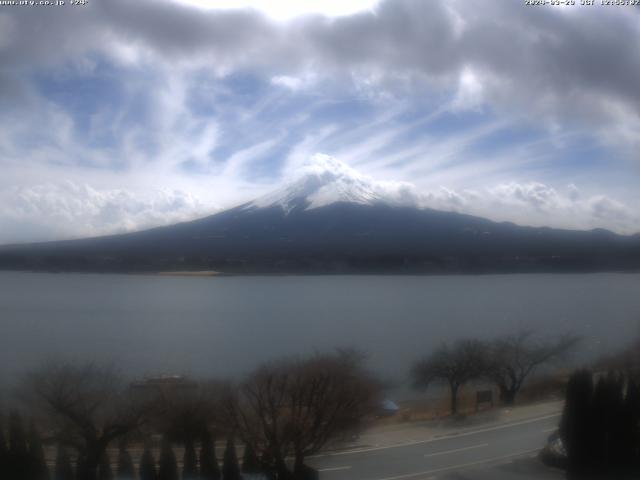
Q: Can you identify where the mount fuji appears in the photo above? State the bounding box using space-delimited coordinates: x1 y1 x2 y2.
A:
1 156 639 274
246 155 422 214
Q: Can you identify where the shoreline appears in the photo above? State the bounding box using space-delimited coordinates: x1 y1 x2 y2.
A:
155 270 222 277
0 269 638 277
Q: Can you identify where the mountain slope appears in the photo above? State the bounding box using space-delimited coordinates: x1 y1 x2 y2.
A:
1 158 639 274
1 200 639 274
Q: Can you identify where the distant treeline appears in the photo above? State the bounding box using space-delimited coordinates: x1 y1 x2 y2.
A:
2 250 638 274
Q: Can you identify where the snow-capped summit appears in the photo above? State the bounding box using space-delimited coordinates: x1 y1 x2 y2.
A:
248 154 421 214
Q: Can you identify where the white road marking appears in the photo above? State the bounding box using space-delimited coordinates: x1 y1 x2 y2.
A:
424 443 488 458
373 448 540 480
318 466 352 472
542 427 557 433
310 412 560 458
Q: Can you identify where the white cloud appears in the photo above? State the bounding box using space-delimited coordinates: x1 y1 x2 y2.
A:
419 182 639 235
567 183 580 201
589 196 631 223
0 13 14 50
170 0 379 20
270 73 319 91
260 155 640 234
490 182 562 211
254 153 423 210
3 0 639 158
0 182 213 244
451 68 485 112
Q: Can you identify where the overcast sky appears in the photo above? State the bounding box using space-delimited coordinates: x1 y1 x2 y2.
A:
1 0 639 243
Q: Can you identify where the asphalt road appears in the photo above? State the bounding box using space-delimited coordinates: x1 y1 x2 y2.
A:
309 412 563 480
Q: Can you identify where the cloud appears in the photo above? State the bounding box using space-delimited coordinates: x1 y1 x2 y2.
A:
267 155 640 234
450 68 485 112
303 154 423 208
419 181 639 235
4 1 640 162
589 195 632 223
253 153 423 210
2 0 639 158
490 182 562 211
171 0 379 21
0 181 213 244
567 183 580 202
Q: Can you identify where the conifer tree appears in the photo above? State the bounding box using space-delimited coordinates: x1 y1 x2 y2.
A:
241 443 261 475
560 369 593 475
198 429 220 480
182 438 198 480
0 419 9 480
116 445 135 480
590 376 609 468
623 379 640 469
157 438 178 480
98 451 114 480
589 372 626 472
53 445 74 480
28 422 50 480
260 450 276 480
614 378 634 472
139 444 157 480
605 373 626 471
221 437 240 480
8 411 30 480
76 453 89 480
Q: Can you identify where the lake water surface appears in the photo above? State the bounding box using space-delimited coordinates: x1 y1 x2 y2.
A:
1 272 639 392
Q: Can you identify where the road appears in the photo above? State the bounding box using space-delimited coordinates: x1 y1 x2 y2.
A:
309 410 564 480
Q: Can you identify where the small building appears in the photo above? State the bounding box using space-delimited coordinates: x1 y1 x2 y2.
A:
130 374 198 400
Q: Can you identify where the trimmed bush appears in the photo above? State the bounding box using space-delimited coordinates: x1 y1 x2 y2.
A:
139 444 157 480
98 451 114 480
241 443 261 475
53 445 74 480
182 439 198 480
116 445 135 480
8 411 30 480
0 420 8 479
199 430 220 480
27 422 50 480
221 438 240 480
157 438 178 480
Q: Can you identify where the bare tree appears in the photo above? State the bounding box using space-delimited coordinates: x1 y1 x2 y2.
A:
486 331 580 405
412 339 487 416
148 379 227 443
25 361 149 480
593 327 640 377
230 350 380 479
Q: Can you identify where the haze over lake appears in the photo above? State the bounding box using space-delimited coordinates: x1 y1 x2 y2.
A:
1 272 639 392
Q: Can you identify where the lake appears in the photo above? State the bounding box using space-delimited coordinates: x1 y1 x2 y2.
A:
1 272 639 394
